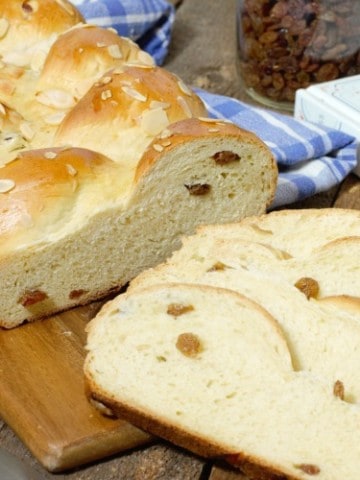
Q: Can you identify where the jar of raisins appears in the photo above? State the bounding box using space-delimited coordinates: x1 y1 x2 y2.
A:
236 0 360 111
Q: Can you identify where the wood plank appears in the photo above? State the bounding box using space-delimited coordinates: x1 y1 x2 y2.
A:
209 464 249 480
0 304 151 472
334 174 360 209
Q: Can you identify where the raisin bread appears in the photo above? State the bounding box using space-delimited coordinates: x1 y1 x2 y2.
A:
0 0 277 328
129 208 360 401
85 283 360 480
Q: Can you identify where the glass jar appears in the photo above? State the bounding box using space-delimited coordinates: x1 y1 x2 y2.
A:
236 0 360 111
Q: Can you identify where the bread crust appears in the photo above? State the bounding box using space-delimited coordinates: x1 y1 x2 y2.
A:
136 117 277 200
0 147 124 252
0 0 83 55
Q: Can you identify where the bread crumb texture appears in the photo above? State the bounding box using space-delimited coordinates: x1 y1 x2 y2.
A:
86 208 360 480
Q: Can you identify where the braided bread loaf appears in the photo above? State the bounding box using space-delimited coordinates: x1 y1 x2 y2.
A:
0 0 277 328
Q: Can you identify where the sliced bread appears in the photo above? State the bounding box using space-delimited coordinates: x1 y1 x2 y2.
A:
85 283 360 480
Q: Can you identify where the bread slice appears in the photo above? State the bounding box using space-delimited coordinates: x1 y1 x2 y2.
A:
85 283 360 480
129 248 360 402
180 208 360 258
178 235 360 298
128 208 360 402
131 208 360 298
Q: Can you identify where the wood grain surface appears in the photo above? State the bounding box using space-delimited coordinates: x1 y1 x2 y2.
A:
0 0 359 479
0 303 152 472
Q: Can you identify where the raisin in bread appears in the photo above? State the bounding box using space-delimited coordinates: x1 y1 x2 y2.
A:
0 0 277 328
84 283 360 480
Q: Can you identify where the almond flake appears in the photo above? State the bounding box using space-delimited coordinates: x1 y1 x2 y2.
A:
44 111 66 125
208 127 219 133
0 103 6 116
177 96 192 118
101 89 112 100
96 42 107 48
44 151 57 159
36 89 76 109
0 179 15 193
160 128 172 139
150 100 170 110
2 51 30 67
30 50 47 71
125 63 153 69
121 86 147 102
66 164 77 176
1 133 22 150
162 140 171 147
0 18 9 38
198 116 218 123
152 143 164 152
100 76 112 85
107 44 122 59
177 79 192 96
0 153 18 167
137 50 155 66
140 108 169 136
20 122 35 140
69 23 91 31
55 0 75 15
107 27 118 34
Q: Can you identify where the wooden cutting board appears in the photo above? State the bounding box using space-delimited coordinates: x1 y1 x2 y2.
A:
0 301 152 472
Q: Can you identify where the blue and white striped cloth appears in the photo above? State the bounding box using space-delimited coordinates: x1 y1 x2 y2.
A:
72 0 358 208
197 90 357 208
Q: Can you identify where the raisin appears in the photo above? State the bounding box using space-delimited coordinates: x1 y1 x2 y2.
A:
167 303 194 317
18 289 48 307
212 151 240 165
333 380 345 400
185 183 211 195
176 332 203 358
294 277 319 299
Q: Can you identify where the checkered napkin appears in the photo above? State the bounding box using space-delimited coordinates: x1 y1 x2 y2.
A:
72 0 358 208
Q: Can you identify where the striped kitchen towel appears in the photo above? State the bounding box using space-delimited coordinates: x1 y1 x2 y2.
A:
197 89 357 208
72 0 358 208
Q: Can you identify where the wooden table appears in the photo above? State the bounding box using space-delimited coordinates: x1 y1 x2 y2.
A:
0 1 359 479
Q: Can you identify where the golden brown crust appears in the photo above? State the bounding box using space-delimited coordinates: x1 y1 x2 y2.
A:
0 147 119 246
86 379 302 480
136 117 276 182
55 66 207 147
37 25 154 99
0 0 83 55
86 377 232 459
317 295 360 313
